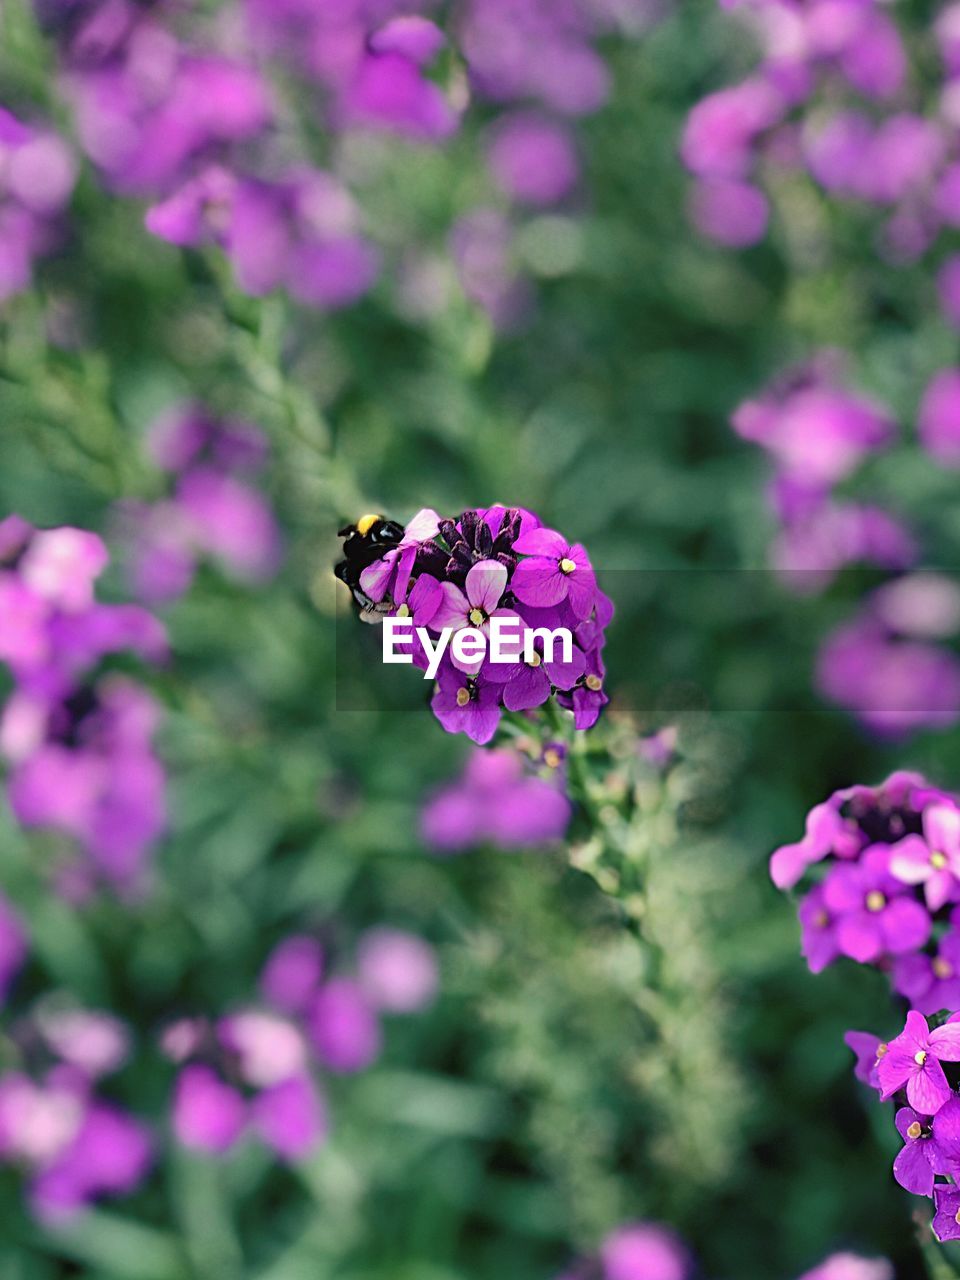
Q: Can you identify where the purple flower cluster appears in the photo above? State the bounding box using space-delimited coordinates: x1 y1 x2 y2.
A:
341 505 612 744
815 599 960 737
36 0 382 308
846 1011 960 1240
680 0 960 269
769 773 960 984
29 0 659 323
0 517 167 894
420 746 572 853
165 928 437 1159
731 354 914 593
0 934 150 1225
731 355 960 734
117 404 282 604
0 107 76 303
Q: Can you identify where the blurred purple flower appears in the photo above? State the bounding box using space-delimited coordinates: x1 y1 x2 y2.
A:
173 1064 247 1154
356 928 439 1013
919 368 960 465
307 977 381 1074
260 935 325 1015
421 747 571 853
487 113 579 206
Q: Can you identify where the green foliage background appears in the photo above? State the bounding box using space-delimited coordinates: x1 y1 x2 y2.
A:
2 1 959 1276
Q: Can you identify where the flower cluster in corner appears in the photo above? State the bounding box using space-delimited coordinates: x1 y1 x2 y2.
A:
165 928 438 1160
117 404 282 604
680 0 960 285
0 516 167 895
847 1011 960 1241
770 772 960 984
336 505 612 744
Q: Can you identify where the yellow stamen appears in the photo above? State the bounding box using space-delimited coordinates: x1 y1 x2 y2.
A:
865 890 886 913
468 608 485 627
455 687 471 707
934 957 954 980
356 513 380 535
527 652 542 667
907 1121 924 1140
559 557 576 574
915 1050 928 1066
813 911 829 929
954 1208 960 1225
877 1042 888 1059
396 604 410 618
585 674 603 692
932 851 949 869
544 748 561 769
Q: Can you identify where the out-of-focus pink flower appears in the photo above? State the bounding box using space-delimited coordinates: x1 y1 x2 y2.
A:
173 1064 246 1154
356 928 439 1013
307 977 381 1074
487 113 579 205
689 178 769 246
421 747 571 854
260 935 324 1015
919 368 960 465
249 1073 327 1159
600 1222 691 1280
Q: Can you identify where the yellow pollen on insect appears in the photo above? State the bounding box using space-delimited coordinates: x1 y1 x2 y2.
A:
935 957 955 980
356 513 380 535
559 557 576 574
932 851 949 869
396 604 410 618
915 1050 928 1066
907 1121 924 1140
455 687 471 707
544 748 561 769
468 608 485 626
865 890 886 912
585 674 603 692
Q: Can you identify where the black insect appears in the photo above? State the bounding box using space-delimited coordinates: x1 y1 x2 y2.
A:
334 514 405 620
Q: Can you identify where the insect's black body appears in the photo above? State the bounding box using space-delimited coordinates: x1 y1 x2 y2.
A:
334 514 404 618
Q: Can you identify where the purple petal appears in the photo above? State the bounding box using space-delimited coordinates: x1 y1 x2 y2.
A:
926 803 960 856
908 1058 952 1114
880 897 932 954
502 664 551 711
511 527 566 557
431 582 470 630
930 1022 960 1060
358 552 398 603
889 834 936 884
564 564 597 621
893 1137 935 1195
510 559 567 608
933 1095 960 1159
836 911 883 963
465 563 512 616
877 1045 918 1099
